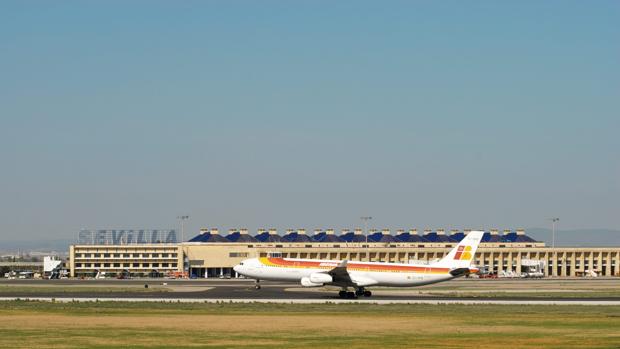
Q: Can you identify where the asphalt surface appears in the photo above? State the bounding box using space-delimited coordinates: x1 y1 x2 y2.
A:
1 278 620 302
0 279 377 300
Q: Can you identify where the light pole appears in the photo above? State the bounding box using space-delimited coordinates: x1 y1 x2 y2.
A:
360 216 372 244
177 215 189 242
550 218 559 248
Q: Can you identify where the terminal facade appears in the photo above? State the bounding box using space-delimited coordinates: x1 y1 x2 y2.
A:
69 228 620 279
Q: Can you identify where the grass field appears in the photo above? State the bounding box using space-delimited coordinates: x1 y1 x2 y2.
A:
0 301 618 348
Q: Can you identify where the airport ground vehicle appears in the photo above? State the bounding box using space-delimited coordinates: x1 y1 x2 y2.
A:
166 271 189 279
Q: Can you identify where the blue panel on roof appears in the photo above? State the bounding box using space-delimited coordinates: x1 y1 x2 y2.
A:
319 234 344 243
188 234 203 242
503 232 517 242
395 232 410 242
226 232 258 242
255 232 282 242
434 234 453 242
312 232 326 242
339 232 354 242
282 232 313 243
397 233 429 242
486 234 502 243
254 232 268 242
450 232 465 241
226 232 239 242
367 232 383 242
339 232 367 242
367 232 398 243
423 232 438 242
379 234 399 243
515 233 538 242
281 232 297 242
188 232 229 243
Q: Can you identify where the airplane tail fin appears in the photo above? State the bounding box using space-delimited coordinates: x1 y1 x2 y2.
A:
433 231 484 269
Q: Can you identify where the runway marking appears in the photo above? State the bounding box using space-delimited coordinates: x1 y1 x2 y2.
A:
1 297 619 305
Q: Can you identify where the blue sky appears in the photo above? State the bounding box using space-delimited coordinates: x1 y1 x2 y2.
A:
1 1 618 241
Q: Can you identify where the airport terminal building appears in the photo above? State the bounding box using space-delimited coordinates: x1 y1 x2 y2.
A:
69 228 620 279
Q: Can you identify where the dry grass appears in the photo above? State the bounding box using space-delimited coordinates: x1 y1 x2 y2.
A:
0 313 458 333
0 301 618 349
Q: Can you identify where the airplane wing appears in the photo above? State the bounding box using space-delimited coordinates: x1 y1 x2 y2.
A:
326 260 378 287
327 260 354 286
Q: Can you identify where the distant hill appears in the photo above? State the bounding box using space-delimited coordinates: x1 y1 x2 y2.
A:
0 238 73 253
526 228 620 247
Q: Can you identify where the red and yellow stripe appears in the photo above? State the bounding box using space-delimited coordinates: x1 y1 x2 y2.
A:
258 257 452 274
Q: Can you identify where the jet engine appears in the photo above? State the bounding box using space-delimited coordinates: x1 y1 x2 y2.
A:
309 272 333 284
301 273 333 287
300 277 323 287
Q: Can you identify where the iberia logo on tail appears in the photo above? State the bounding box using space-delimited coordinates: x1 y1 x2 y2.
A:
454 245 472 261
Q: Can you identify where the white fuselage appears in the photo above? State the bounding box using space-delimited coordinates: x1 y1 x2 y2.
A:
233 257 457 287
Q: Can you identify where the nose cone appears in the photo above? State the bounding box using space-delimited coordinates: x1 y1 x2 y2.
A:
233 264 241 274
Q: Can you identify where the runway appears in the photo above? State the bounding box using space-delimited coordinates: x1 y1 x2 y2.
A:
1 278 620 304
1 296 619 305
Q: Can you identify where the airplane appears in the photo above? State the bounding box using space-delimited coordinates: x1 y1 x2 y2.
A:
233 230 484 298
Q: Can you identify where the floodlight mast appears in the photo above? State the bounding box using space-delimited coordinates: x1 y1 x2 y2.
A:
550 218 559 248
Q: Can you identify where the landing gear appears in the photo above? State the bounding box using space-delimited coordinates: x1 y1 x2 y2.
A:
254 279 261 290
339 289 370 299
338 290 356 299
355 287 372 298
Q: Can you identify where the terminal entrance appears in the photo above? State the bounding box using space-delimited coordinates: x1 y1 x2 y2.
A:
188 267 236 278
206 267 235 278
189 267 205 278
